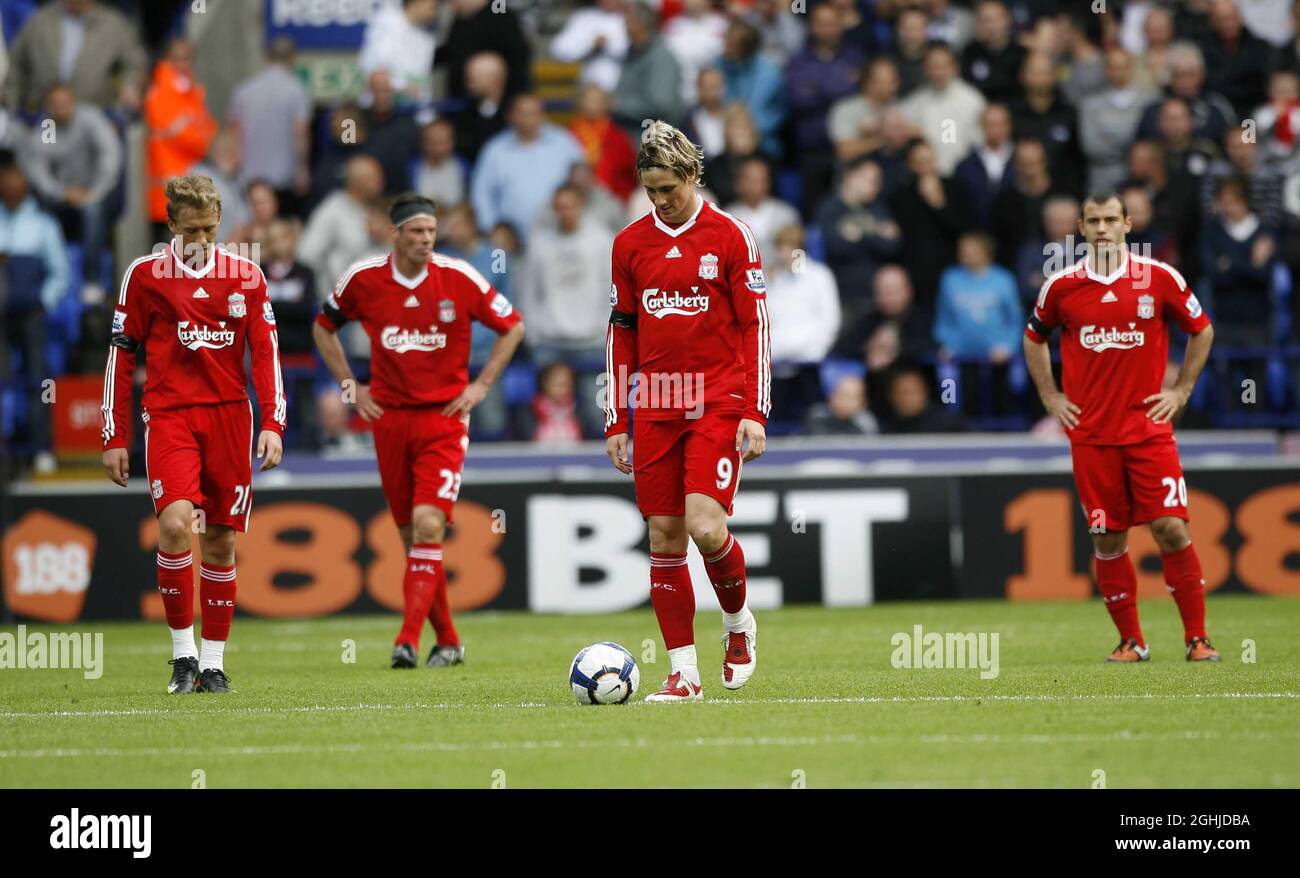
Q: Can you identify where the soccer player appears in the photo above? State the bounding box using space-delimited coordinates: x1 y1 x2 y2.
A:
312 194 524 669
102 175 287 694
1024 192 1220 662
605 121 771 701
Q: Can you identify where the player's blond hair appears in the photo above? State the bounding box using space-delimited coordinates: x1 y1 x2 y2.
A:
636 121 704 187
165 174 222 221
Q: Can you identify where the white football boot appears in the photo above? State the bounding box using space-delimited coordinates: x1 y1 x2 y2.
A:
644 670 704 702
721 617 757 690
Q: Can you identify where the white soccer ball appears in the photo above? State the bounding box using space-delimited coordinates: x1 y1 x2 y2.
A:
569 642 640 705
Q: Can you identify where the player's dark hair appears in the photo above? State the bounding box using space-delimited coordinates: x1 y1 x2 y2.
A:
1214 176 1250 205
1082 191 1128 218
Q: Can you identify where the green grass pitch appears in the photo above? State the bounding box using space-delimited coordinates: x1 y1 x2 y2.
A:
3 596 1298 788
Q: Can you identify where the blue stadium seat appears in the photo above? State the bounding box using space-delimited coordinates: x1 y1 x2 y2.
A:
502 362 537 406
775 169 802 210
1272 260 1292 344
804 225 825 262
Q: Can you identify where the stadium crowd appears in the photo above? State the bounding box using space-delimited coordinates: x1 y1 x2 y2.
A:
4 0 1300 472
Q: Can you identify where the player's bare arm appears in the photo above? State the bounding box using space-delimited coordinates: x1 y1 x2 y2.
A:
442 321 525 417
606 433 631 474
736 418 766 462
312 321 384 421
1145 323 1214 424
1023 333 1080 429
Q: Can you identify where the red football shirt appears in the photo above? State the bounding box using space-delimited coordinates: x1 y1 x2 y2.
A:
102 244 286 450
1024 251 1212 446
314 252 522 408
604 198 772 436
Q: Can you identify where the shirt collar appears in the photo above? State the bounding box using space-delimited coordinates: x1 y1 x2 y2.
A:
653 194 704 238
170 240 216 278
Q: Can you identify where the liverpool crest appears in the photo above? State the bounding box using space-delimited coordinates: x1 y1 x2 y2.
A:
1136 294 1154 320
698 252 718 280
228 292 247 318
439 298 456 322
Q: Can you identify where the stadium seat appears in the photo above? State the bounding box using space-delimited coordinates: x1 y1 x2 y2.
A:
804 225 825 262
502 362 538 406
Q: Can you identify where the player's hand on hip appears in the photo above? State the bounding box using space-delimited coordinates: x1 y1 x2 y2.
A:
736 418 766 462
1143 387 1189 424
1044 391 1081 430
257 430 283 471
442 380 488 418
606 433 632 474
103 448 129 486
353 384 384 421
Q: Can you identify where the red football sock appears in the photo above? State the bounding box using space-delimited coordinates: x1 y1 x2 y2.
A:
157 549 194 630
1162 542 1207 644
397 544 440 647
198 562 237 641
649 551 695 650
703 533 747 614
1094 548 1144 647
425 548 460 647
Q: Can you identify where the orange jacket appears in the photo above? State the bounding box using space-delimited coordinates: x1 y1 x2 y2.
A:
144 61 217 222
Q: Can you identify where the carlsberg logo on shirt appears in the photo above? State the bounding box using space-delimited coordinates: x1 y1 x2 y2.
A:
381 325 447 353
642 287 710 318
176 321 237 350
1080 323 1146 352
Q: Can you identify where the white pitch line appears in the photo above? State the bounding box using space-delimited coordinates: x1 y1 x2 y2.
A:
0 691 1295 720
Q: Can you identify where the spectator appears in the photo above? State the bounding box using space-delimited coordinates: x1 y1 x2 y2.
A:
683 67 728 160
829 57 901 164
961 0 1027 105
888 8 931 98
259 217 317 356
891 138 970 307
1251 69 1300 165
550 0 629 94
227 36 311 215
785 2 864 210
1080 48 1156 193
805 374 879 435
990 138 1066 269
1199 0 1271 119
765 223 841 420
854 264 934 363
953 103 1016 227
702 104 769 207
414 119 466 210
451 52 510 165
865 108 920 199
1057 10 1106 106
528 362 585 445
1131 4 1177 92
1136 42 1236 147
613 2 685 137
361 70 419 196
315 389 372 453
1122 183 1179 268
471 94 585 243
229 180 279 248
864 321 902 418
926 0 976 53
190 128 250 240
716 15 786 159
664 0 728 105
933 230 1022 361
299 154 384 299
534 161 628 235
816 157 900 325
1157 96 1221 183
829 0 877 56
568 84 637 201
1015 195 1081 306
3 0 146 115
308 102 368 214
1203 128 1284 229
1272 0 1300 74
438 0 532 100
882 364 967 433
724 156 799 262
21 83 120 304
1122 139 1202 277
1010 51 1084 192
751 0 806 67
144 37 217 238
1201 176 1277 344
0 151 70 474
899 42 986 176
357 0 437 103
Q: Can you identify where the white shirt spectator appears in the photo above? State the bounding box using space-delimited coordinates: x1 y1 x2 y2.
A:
664 11 728 104
298 191 372 300
765 258 841 364
358 4 436 101
415 157 465 210
723 197 801 267
228 64 311 190
899 77 986 175
518 218 614 350
550 7 629 93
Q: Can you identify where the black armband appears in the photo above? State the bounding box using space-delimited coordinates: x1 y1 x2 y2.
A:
322 300 350 328
1027 315 1053 338
609 308 637 329
110 333 140 353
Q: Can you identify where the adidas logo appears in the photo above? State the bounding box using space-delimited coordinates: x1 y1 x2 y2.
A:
404 294 419 308
1101 290 1118 303
665 246 682 259
192 287 209 298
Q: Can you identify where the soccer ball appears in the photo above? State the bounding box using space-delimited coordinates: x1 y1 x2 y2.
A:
569 642 640 705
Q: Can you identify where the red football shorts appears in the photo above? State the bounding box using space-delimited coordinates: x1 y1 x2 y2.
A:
632 411 743 518
144 400 255 531
1070 435 1189 532
371 406 469 526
